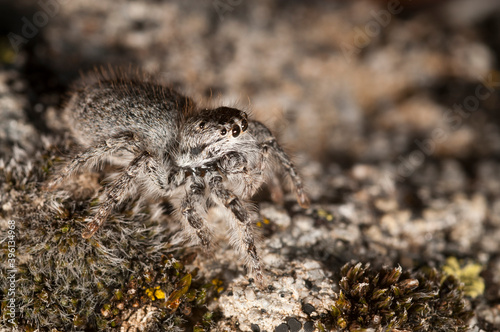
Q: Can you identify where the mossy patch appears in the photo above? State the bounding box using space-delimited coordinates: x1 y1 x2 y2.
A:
326 262 474 331
0 148 219 330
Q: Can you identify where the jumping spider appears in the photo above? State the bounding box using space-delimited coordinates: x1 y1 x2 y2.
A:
47 72 310 278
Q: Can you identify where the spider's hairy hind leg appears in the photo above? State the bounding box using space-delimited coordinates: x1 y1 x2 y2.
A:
179 177 213 249
209 174 263 280
261 140 310 209
46 131 140 190
82 151 150 239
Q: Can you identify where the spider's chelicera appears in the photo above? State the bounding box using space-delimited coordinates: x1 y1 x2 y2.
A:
47 73 310 278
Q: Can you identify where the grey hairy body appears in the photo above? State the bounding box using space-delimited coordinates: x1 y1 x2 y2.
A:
48 70 310 280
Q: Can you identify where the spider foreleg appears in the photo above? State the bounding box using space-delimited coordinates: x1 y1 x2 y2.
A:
208 174 262 279
179 176 214 248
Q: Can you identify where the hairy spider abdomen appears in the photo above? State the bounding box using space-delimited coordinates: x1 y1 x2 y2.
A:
65 80 194 151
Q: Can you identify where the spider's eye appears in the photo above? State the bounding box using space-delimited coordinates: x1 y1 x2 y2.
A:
198 122 205 129
220 128 227 136
241 119 248 132
232 125 241 137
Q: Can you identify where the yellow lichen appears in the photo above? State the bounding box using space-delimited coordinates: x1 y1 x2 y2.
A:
256 218 271 228
145 288 155 301
211 278 224 293
442 257 484 298
145 286 165 301
154 287 166 300
317 209 333 221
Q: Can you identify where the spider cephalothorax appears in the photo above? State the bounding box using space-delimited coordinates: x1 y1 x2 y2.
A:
47 71 309 279
176 107 254 168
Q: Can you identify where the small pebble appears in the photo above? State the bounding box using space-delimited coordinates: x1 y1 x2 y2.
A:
304 279 313 289
303 321 314 332
275 323 289 332
286 317 301 332
245 288 256 301
302 303 316 315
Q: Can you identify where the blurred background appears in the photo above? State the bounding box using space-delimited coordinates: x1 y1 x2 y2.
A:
1 0 499 168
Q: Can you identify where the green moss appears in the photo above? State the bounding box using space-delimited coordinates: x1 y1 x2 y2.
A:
0 146 219 331
165 273 192 311
327 262 473 331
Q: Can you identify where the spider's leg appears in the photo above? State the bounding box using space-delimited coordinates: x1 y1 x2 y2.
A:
208 174 262 279
138 157 213 247
261 140 310 208
142 156 174 195
251 141 285 204
268 174 284 205
46 131 140 190
179 176 213 248
82 151 150 238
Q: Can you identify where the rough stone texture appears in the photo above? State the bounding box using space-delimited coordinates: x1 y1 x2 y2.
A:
1 0 500 331
216 259 336 332
0 70 39 157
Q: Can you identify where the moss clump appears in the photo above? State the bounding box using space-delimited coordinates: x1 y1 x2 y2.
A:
328 262 473 331
0 146 217 331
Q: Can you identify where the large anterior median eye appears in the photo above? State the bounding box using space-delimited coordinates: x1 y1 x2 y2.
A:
232 125 241 137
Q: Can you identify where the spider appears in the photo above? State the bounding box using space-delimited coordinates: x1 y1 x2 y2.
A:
47 72 310 278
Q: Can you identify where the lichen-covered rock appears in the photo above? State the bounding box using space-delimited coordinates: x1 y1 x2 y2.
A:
216 259 336 332
0 70 40 158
